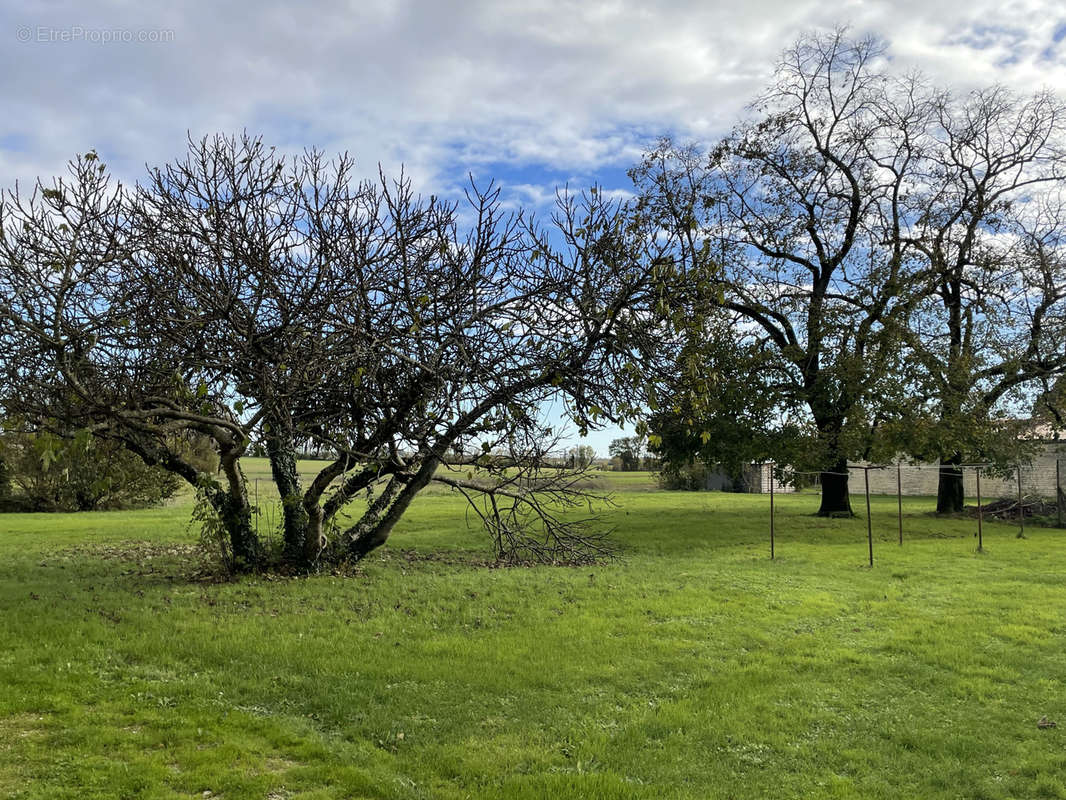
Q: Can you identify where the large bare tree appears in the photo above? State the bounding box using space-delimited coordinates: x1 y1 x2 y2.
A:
634 31 923 515
0 136 678 570
895 88 1066 512
636 31 1066 515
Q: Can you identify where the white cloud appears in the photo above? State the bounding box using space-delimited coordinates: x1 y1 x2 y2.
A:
2 0 1065 202
4 0 1062 449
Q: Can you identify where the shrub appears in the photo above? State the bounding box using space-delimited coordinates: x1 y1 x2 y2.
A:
0 429 181 512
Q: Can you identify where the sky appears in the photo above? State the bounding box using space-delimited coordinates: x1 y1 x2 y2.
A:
4 0 1066 454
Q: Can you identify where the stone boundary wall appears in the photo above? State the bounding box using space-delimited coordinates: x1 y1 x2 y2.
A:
849 442 1066 498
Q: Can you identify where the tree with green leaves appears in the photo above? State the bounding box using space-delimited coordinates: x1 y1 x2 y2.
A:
0 442 11 507
567 445 597 469
646 306 820 491
608 437 643 471
636 30 1066 516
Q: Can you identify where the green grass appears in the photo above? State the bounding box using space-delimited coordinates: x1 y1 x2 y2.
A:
2 471 1065 799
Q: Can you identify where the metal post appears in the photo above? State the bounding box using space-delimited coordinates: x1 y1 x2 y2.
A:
254 478 259 535
976 467 983 551
1057 459 1063 529
769 463 775 560
865 467 873 568
1017 467 1025 539
896 461 903 546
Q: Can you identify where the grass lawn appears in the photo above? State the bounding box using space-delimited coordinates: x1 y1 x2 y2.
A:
1 469 1065 799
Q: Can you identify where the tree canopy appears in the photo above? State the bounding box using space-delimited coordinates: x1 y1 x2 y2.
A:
4 34 1063 554
634 32 920 514
635 30 1066 513
0 135 685 571
885 86 1066 511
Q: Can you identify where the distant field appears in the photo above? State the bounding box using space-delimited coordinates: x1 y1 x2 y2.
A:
235 458 661 497
1 471 1065 799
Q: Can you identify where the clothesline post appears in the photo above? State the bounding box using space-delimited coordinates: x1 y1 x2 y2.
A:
769 462 775 561
1057 459 1063 529
1017 467 1025 539
896 462 903 546
864 466 873 568
976 467 983 552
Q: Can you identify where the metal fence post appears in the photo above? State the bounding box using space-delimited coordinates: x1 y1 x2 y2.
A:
1057 458 1063 529
865 467 873 568
896 461 903 546
976 467 983 552
769 463 775 560
1017 467 1025 539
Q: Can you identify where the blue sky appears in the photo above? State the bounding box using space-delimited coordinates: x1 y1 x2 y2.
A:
3 0 1065 453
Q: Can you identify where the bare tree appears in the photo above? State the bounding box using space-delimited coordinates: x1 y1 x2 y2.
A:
0 136 679 570
635 30 1066 515
634 31 923 515
894 88 1066 512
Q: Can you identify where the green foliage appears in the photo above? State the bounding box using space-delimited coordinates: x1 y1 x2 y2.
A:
627 32 1066 519
1034 377 1066 431
0 449 9 504
608 437 643 471
179 432 221 475
647 314 827 485
0 428 181 512
657 460 713 490
873 413 1041 477
188 478 232 572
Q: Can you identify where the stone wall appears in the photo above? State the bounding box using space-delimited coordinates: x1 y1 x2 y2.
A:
849 442 1066 499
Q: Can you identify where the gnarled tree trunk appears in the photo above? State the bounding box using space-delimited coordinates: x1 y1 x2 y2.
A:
266 430 317 566
216 490 258 570
346 457 439 561
216 450 259 571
